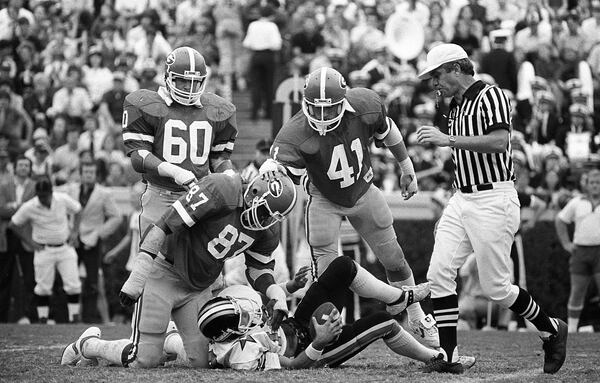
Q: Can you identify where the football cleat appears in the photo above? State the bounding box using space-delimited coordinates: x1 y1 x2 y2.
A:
386 282 431 316
408 314 440 349
421 353 464 374
457 355 476 370
542 318 568 374
61 327 101 366
164 320 180 362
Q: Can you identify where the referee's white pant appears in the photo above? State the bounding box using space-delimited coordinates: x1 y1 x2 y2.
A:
427 181 521 308
33 244 81 296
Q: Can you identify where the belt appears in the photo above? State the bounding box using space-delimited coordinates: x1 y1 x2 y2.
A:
460 183 494 193
42 242 66 248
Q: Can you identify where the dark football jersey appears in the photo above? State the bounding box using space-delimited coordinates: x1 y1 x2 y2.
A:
158 173 280 290
272 88 389 207
122 88 238 191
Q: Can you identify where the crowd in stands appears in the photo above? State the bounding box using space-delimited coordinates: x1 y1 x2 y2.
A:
0 0 600 324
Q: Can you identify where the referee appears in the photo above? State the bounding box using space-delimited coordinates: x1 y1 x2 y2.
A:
416 44 567 374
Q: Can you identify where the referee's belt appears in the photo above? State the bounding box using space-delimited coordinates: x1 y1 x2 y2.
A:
460 183 494 193
41 242 66 248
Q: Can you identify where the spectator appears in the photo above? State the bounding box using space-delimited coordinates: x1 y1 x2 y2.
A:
450 19 481 57
291 18 326 75
581 0 600 53
40 26 79 67
8 177 82 324
212 0 246 96
555 169 600 333
129 11 172 73
175 0 207 32
48 65 93 120
0 0 35 42
556 11 586 57
23 73 53 131
242 5 282 120
0 154 36 323
14 40 40 94
514 6 553 56
0 88 31 157
98 72 127 132
77 113 107 157
63 161 120 323
82 46 114 106
479 30 518 93
395 0 430 27
241 138 272 182
52 123 80 183
25 129 53 178
525 90 564 146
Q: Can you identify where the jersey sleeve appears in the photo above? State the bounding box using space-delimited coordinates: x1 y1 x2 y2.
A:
244 225 280 286
272 137 306 181
210 115 237 160
480 86 511 132
161 185 222 233
122 93 157 155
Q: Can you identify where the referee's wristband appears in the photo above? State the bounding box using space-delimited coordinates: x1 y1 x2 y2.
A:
304 343 323 361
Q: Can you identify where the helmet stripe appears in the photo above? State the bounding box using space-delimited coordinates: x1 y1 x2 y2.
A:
319 67 327 99
186 47 196 72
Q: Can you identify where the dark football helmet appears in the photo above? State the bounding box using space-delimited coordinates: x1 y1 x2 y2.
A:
241 172 297 231
164 47 208 106
198 285 265 342
302 67 348 135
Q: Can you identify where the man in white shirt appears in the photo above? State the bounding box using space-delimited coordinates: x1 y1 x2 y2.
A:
9 177 82 324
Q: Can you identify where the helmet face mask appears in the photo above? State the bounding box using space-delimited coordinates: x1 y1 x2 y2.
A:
241 173 297 231
165 47 208 106
302 67 347 135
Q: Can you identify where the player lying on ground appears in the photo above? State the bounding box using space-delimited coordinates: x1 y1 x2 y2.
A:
61 171 297 368
192 257 475 371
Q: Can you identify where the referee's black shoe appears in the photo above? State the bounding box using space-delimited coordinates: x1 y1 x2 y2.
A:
542 318 568 374
421 353 464 374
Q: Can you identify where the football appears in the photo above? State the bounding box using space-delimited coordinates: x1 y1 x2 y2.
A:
308 301 339 339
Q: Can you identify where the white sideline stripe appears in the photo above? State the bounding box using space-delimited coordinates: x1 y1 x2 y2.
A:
0 344 64 353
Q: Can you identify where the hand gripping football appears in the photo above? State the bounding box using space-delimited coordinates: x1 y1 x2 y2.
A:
308 301 339 339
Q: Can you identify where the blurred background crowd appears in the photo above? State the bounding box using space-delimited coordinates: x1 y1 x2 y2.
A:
0 0 599 326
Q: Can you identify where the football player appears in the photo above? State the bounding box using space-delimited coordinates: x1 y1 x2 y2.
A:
196 257 452 370
61 172 296 369
261 67 437 347
122 46 238 234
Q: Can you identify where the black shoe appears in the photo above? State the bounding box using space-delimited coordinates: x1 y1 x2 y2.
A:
542 318 568 374
421 353 464 374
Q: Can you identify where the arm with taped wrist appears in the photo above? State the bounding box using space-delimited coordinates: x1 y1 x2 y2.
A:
130 149 197 186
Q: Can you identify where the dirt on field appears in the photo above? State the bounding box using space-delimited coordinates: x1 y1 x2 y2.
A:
0 324 598 383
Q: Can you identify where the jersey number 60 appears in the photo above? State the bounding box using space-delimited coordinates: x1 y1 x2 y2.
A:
163 119 213 165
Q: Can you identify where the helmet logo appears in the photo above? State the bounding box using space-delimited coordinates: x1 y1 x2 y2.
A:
339 76 347 89
268 178 283 197
166 52 176 70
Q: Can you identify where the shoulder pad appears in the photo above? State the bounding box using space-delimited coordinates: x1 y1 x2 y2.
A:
200 92 236 121
124 89 169 118
277 111 311 142
346 88 383 114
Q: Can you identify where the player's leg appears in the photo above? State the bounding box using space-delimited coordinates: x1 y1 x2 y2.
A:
55 246 82 323
566 246 594 332
467 186 566 374
128 258 179 368
305 186 343 278
348 186 431 340
170 287 215 368
320 312 438 368
32 248 56 323
426 192 474 366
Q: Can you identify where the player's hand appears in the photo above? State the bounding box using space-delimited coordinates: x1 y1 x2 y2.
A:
291 265 311 290
68 232 80 248
400 173 418 200
119 291 138 307
173 167 197 187
265 298 288 331
259 158 287 177
182 177 199 191
31 241 44 252
416 126 448 147
119 251 154 305
311 309 343 348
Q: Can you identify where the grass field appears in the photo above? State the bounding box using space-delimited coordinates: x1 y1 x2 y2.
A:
0 324 598 383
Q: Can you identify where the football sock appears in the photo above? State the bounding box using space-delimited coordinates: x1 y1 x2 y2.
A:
509 288 557 337
82 338 131 366
164 332 186 360
432 294 459 363
350 263 403 303
67 294 80 322
567 304 582 333
390 273 426 322
384 324 438 362
35 294 50 321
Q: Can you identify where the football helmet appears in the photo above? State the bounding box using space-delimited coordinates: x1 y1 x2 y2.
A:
198 285 265 342
164 47 208 106
241 172 297 231
302 67 348 135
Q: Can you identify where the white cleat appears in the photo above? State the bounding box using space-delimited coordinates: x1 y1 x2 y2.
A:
60 327 101 366
457 355 476 370
164 321 180 363
387 282 431 316
408 314 440 349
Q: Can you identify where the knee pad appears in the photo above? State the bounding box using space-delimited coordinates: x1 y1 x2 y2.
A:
320 257 356 288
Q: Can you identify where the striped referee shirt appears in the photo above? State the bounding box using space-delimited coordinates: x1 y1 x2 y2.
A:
447 80 515 189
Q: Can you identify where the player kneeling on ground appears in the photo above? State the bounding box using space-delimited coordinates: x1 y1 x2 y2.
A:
60 171 296 368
